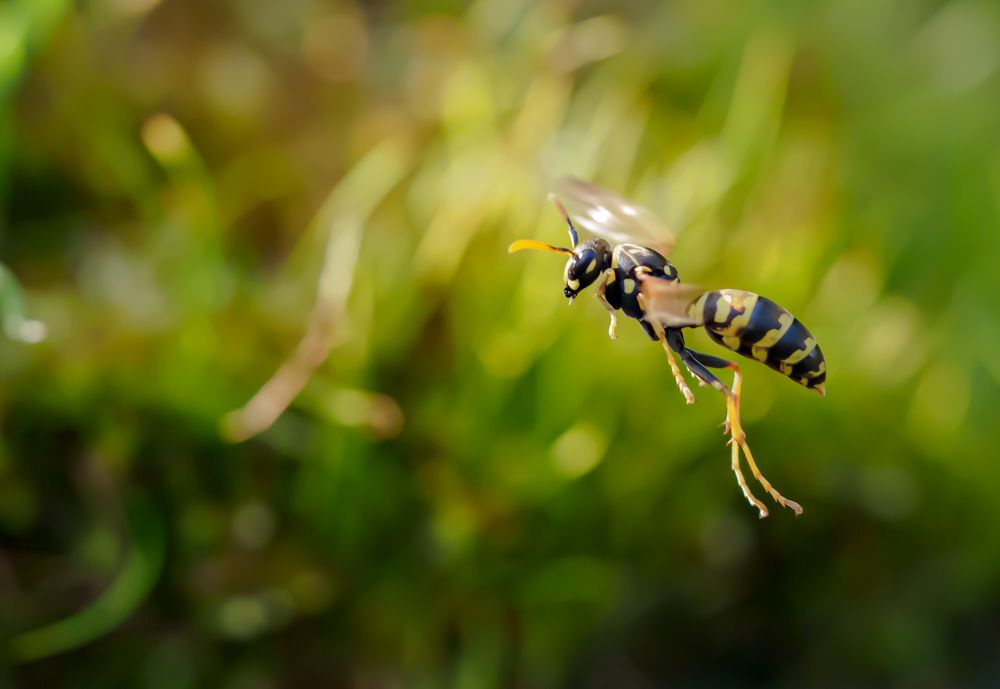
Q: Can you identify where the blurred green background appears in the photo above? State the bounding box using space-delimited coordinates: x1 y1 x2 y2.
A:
3 0 1000 686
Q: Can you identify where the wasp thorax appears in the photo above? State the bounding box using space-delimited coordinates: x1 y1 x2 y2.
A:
563 238 612 299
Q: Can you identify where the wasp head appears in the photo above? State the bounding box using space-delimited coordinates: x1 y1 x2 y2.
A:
562 238 612 302
508 235 612 303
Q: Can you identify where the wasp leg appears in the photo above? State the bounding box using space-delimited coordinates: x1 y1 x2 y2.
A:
666 347 695 404
731 432 769 519
682 361 709 387
682 348 803 517
648 322 695 404
660 341 766 516
733 422 803 516
679 350 739 432
719 360 803 516
594 269 618 340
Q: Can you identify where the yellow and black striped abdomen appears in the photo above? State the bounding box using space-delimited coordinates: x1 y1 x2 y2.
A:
689 289 826 394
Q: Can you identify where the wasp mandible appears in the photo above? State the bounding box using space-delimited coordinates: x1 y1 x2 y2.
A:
509 178 826 518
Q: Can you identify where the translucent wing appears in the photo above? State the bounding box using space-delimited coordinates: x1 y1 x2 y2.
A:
553 177 676 255
637 274 713 328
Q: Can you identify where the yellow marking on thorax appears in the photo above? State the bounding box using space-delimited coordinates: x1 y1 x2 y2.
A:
750 312 794 362
623 278 637 294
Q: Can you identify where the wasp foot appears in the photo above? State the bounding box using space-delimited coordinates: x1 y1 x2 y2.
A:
731 440 768 518
725 390 802 516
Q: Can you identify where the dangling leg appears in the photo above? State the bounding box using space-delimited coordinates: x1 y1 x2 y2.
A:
683 348 803 516
648 322 695 404
658 336 767 516
688 366 709 387
664 346 695 404
593 269 619 340
731 431 768 519
679 350 738 435
677 347 754 436
719 360 803 515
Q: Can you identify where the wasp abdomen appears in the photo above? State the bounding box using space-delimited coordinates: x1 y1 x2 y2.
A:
690 289 826 392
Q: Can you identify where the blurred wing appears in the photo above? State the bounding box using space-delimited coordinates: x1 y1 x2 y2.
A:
554 177 676 255
637 274 711 328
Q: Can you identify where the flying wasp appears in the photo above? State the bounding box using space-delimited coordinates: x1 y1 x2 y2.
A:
508 178 826 518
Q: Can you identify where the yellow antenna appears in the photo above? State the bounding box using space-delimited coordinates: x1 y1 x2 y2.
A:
508 239 573 256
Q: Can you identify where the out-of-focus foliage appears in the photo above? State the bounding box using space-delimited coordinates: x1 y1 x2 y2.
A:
3 0 1000 685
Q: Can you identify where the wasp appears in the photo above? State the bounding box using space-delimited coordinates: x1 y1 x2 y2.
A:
509 178 826 518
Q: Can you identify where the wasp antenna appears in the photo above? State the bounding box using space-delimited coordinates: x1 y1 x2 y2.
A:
547 193 569 220
508 239 573 256
547 193 579 248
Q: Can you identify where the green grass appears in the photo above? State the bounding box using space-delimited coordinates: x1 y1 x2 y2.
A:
2 0 1000 686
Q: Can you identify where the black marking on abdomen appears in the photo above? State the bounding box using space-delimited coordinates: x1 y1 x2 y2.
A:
740 298 787 345
707 304 826 391
791 346 825 383
701 292 721 327
767 319 812 364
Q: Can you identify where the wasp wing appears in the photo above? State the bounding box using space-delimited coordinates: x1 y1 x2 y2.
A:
637 274 713 328
553 177 676 256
